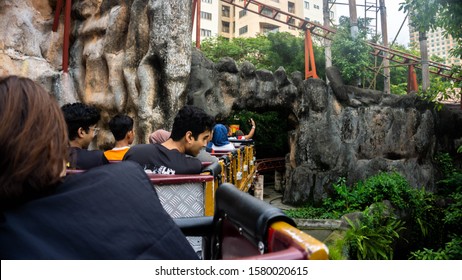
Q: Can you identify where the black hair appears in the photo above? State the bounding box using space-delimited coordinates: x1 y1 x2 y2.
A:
170 105 215 141
108 114 134 141
61 102 101 140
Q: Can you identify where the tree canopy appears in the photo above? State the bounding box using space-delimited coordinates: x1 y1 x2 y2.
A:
400 0 462 58
199 32 325 77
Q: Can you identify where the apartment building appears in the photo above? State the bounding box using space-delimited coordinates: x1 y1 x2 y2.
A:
409 26 461 66
192 0 336 41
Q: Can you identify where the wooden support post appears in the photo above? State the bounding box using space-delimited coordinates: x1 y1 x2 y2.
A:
304 29 318 79
348 0 358 39
196 0 201 49
191 0 197 27
379 0 390 94
323 0 332 79
274 170 282 192
254 174 264 200
407 64 418 93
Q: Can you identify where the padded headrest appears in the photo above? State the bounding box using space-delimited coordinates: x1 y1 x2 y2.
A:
215 183 296 247
201 161 222 177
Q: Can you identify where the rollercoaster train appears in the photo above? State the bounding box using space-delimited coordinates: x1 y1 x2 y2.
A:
67 140 329 260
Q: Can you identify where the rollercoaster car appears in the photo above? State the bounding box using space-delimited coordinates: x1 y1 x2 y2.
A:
66 145 329 260
148 159 328 260
174 183 329 260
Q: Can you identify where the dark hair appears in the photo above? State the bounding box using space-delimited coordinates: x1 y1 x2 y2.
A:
61 102 101 140
170 105 215 141
109 114 134 141
0 76 68 210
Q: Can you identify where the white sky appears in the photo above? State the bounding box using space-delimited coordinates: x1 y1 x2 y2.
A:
333 0 410 46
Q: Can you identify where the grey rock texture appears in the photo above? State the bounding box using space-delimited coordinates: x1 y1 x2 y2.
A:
188 58 451 206
1 0 192 145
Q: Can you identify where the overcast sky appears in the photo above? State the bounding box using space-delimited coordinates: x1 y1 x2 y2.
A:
333 0 410 46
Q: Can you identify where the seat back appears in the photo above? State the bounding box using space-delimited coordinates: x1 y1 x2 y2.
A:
209 183 329 260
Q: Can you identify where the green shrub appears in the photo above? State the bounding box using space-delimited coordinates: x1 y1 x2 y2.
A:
344 206 406 260
284 170 460 259
323 172 416 216
410 235 462 260
284 205 333 219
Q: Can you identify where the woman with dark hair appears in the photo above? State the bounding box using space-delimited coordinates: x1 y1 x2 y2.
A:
0 76 68 209
0 76 197 260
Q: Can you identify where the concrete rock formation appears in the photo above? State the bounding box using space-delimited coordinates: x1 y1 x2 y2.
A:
1 0 192 146
187 52 461 206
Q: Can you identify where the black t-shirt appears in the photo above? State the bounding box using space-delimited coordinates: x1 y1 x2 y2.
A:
0 161 198 260
123 144 202 174
68 147 109 170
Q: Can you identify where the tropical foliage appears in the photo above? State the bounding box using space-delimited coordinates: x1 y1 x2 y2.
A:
285 168 462 260
200 32 325 77
331 16 374 86
224 110 289 158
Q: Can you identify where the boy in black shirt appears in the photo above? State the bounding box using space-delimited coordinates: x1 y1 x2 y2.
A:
61 102 109 169
124 105 215 174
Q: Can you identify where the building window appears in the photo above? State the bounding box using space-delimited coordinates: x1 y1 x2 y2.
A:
304 1 309 9
200 28 211 37
314 4 320 9
239 25 248 35
201 11 212 20
262 7 273 17
305 17 310 21
330 11 334 18
288 18 295 30
239 9 247 18
262 25 279 34
222 5 230 17
222 21 230 33
202 0 212 3
288 2 295 13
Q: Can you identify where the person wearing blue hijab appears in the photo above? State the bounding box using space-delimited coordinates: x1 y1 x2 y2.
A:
209 124 236 151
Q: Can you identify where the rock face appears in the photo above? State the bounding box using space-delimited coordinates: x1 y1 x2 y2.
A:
1 0 192 145
2 1 461 205
187 53 458 206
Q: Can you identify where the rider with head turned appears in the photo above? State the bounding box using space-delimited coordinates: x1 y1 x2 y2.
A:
124 105 216 174
61 102 109 169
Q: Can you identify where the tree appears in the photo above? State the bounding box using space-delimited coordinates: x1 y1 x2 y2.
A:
266 32 325 78
200 35 271 69
400 0 461 106
331 16 373 86
199 32 326 78
400 0 462 59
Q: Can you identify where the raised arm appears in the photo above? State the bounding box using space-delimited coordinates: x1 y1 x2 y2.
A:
243 118 256 140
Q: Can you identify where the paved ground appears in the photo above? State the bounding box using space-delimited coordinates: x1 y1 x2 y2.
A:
262 183 296 211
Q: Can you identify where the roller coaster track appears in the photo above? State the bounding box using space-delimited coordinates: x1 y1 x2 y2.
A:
256 157 285 172
219 0 461 82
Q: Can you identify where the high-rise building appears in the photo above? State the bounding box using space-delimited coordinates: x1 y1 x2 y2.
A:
409 26 461 66
193 0 336 41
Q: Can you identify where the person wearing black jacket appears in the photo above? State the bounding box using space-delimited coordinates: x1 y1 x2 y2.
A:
0 76 197 259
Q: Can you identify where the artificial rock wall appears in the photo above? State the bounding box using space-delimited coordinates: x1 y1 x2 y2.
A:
188 50 462 205
1 0 192 145
2 0 461 205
